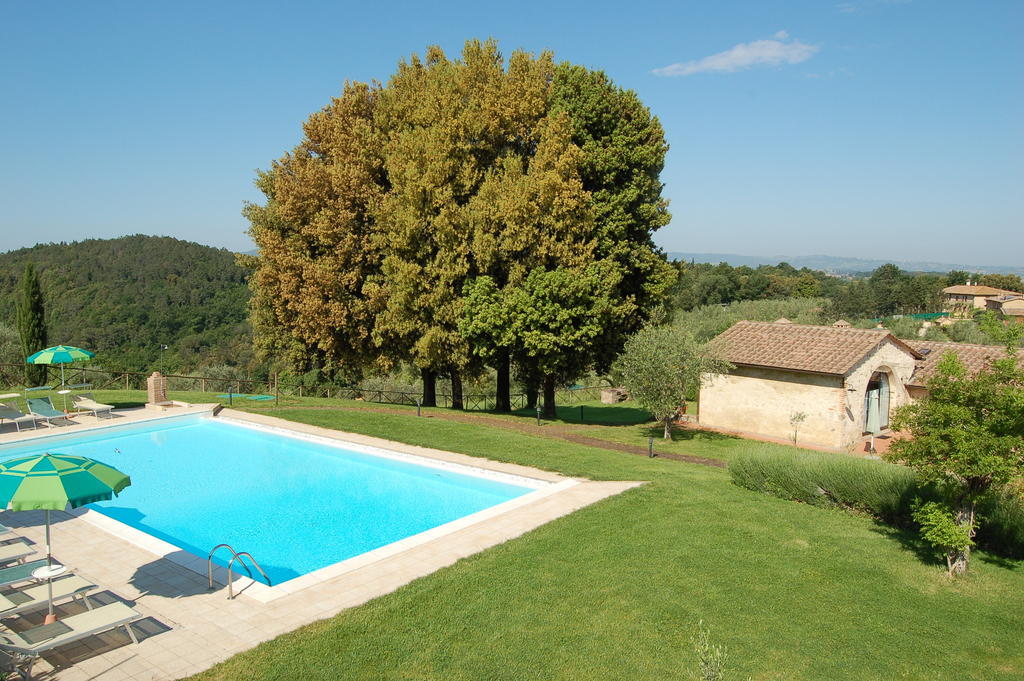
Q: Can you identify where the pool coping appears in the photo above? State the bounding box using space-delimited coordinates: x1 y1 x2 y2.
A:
18 406 586 604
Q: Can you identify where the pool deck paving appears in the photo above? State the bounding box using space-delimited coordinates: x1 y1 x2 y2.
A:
0 405 641 680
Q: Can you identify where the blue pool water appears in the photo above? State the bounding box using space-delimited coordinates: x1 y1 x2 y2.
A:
0 415 533 584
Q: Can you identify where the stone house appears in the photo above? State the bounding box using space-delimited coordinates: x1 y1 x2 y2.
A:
698 321 1006 450
942 284 1019 317
985 294 1024 324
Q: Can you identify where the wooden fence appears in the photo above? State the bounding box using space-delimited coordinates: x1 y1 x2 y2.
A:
0 364 604 411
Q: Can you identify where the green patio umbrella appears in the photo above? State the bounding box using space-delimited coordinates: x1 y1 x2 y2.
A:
26 345 96 409
0 453 130 622
26 345 96 388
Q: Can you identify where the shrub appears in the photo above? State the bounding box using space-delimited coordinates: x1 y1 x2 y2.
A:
729 448 1024 557
729 448 925 520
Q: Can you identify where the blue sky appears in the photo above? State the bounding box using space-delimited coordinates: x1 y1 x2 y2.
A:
1 0 1020 267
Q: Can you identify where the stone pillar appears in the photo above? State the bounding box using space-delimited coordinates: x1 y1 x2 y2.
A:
147 371 169 405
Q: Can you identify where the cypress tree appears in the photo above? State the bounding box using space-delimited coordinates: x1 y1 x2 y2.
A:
16 263 48 386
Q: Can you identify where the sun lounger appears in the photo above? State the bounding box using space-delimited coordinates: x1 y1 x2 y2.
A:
0 561 50 590
0 403 37 433
0 575 96 618
0 601 142 679
71 393 114 419
25 398 73 427
0 542 34 568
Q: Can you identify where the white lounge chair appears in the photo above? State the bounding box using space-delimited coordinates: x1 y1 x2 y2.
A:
0 542 34 568
0 575 97 618
0 601 142 679
71 393 114 419
0 403 37 433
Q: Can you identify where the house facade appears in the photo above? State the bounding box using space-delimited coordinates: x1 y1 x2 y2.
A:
985 294 1024 324
699 321 1006 450
942 284 1020 317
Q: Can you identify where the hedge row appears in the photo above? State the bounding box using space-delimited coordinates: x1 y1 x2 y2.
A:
729 449 1024 558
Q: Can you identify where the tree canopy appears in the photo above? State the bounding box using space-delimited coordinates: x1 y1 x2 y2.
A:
0 236 251 375
887 341 1024 575
613 324 730 438
246 39 675 412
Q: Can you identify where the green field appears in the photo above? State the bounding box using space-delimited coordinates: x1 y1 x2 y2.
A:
82 396 1013 681
10 389 1019 679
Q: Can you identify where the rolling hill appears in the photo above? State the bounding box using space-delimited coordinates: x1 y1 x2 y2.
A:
0 235 252 373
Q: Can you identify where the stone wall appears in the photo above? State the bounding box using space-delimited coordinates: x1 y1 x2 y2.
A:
699 366 845 448
838 338 918 447
699 338 921 450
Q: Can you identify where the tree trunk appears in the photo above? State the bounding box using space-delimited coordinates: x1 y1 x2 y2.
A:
523 366 540 410
421 368 437 408
450 369 464 410
542 374 557 419
495 352 511 412
663 417 672 440
949 500 977 576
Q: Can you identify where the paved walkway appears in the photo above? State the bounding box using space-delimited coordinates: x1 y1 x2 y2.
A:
0 409 640 680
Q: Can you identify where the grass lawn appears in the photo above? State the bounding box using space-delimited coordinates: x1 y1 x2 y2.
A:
108 399 1024 681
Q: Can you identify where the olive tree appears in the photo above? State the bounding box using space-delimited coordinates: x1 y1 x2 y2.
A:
613 324 730 438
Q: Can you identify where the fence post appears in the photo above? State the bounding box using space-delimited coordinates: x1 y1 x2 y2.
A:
201 378 206 393
125 372 130 391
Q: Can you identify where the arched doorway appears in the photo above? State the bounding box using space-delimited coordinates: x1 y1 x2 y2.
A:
863 371 890 434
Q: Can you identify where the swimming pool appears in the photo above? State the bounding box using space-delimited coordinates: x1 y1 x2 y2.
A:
0 414 540 585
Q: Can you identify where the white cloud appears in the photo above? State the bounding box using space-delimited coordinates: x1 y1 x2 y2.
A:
652 32 820 77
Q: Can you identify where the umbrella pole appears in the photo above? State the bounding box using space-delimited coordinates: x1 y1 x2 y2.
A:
61 364 67 410
45 509 56 623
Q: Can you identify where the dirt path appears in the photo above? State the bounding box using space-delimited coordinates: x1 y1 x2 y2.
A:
257 404 727 469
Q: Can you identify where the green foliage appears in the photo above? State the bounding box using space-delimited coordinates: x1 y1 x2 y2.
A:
912 500 975 558
248 39 674 412
670 260 838 313
887 343 1024 572
888 351 1024 497
0 236 251 374
14 262 47 385
0 322 20 365
730 448 926 521
825 264 945 320
613 325 730 437
670 298 826 343
944 319 996 345
730 448 1024 556
977 273 1024 293
550 63 676 372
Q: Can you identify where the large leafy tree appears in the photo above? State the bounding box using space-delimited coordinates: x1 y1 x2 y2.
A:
613 325 730 438
464 262 622 418
887 338 1024 575
549 64 677 371
369 42 566 407
246 40 674 411
15 263 47 386
245 81 387 382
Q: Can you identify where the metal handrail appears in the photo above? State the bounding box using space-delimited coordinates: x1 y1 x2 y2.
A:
226 552 273 599
207 543 273 599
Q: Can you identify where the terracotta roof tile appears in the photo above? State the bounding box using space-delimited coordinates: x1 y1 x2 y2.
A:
710 321 921 376
943 285 1018 296
906 340 1009 387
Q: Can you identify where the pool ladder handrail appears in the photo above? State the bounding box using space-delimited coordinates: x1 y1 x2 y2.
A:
207 543 273 599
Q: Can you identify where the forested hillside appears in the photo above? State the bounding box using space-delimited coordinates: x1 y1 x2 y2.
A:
0 235 251 373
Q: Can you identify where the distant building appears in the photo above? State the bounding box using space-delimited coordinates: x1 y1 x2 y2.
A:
942 284 1020 317
699 321 1009 450
985 294 1024 324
